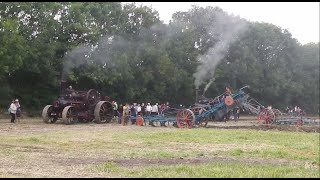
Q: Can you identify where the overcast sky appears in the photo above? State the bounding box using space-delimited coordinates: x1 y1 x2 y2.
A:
124 2 319 45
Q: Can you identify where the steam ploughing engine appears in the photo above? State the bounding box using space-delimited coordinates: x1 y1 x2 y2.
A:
41 80 114 125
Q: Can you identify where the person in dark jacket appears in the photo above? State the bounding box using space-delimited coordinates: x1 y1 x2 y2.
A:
233 106 241 122
130 105 136 125
118 104 124 124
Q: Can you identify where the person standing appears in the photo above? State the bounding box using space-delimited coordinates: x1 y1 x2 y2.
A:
118 104 123 124
146 103 152 116
159 103 166 114
130 104 137 125
122 103 130 126
14 99 21 122
136 104 142 116
285 106 290 113
112 101 118 119
236 107 240 120
232 107 238 122
9 100 17 123
151 103 159 115
233 106 240 122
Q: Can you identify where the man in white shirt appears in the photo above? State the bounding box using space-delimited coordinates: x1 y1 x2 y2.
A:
136 104 142 115
112 101 118 118
151 103 159 115
146 103 152 116
9 100 17 123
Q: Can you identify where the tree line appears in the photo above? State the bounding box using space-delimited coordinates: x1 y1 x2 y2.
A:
0 2 318 115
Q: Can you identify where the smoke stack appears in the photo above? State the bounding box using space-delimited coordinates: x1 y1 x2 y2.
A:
60 80 67 94
195 88 199 103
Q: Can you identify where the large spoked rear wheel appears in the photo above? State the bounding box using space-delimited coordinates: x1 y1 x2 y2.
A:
62 106 77 125
42 105 58 124
94 101 114 123
176 109 195 128
257 109 275 125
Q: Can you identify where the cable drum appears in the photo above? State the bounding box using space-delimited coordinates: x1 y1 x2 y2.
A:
224 96 234 106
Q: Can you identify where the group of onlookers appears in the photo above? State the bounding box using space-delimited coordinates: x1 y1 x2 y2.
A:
111 101 170 125
285 106 306 116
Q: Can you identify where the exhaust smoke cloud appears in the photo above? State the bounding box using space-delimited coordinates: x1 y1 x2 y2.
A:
61 35 132 81
61 22 185 81
61 6 248 98
193 10 248 94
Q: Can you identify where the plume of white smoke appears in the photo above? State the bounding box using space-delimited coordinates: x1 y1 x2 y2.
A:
61 22 183 81
61 8 246 88
62 43 95 81
193 10 248 93
203 77 215 95
61 35 131 81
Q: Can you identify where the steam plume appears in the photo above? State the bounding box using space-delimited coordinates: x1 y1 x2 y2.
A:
61 35 130 81
193 10 248 92
61 22 183 81
203 77 215 95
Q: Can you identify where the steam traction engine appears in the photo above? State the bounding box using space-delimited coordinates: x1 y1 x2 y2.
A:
41 81 114 125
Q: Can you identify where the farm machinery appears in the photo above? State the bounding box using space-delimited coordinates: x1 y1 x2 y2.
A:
41 80 114 125
132 85 319 128
241 97 319 126
132 86 251 128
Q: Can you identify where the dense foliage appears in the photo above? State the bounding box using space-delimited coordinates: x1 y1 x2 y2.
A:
0 2 318 114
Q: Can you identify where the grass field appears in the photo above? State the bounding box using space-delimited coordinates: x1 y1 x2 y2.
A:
0 118 319 177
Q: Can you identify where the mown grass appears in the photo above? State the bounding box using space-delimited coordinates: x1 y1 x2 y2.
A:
1 127 319 163
0 120 319 177
95 161 319 178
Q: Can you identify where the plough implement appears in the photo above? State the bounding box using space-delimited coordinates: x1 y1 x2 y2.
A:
240 96 319 126
131 85 319 128
132 86 251 128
